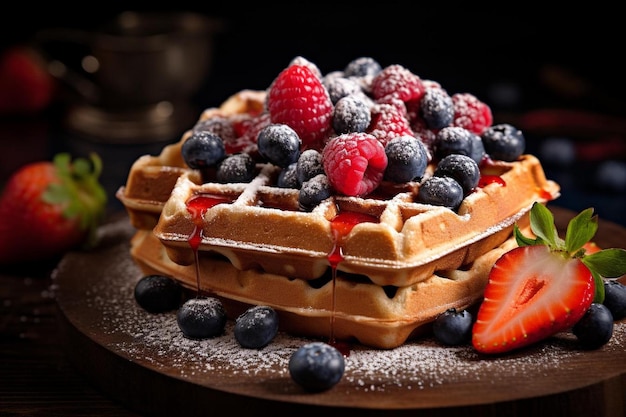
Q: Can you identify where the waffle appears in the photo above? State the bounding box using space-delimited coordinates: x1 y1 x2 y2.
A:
116 89 560 349
130 225 523 349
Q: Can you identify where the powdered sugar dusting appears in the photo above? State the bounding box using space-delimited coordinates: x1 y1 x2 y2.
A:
54 218 626 399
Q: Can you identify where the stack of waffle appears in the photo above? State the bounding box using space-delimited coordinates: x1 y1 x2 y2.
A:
117 89 559 349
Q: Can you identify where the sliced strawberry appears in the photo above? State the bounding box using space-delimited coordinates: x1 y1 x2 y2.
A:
472 203 626 354
267 64 333 150
472 244 594 354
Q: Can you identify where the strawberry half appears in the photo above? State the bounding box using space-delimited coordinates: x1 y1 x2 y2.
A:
267 64 333 150
472 203 626 354
0 153 107 264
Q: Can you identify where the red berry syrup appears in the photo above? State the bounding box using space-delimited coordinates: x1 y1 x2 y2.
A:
185 194 232 292
328 210 378 354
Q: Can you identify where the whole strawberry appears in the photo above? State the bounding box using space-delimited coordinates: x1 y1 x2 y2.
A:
0 153 107 264
472 203 626 354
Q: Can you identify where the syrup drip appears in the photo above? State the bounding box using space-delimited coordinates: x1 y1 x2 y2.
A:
478 175 506 188
328 210 378 355
186 194 232 293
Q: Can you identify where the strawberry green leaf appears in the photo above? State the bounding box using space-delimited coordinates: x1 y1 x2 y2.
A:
528 203 562 248
514 223 543 247
582 248 626 278
565 208 597 254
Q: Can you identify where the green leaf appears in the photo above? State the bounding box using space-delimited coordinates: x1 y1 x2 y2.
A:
529 203 561 248
514 224 542 247
565 208 597 254
582 248 626 278
590 269 605 303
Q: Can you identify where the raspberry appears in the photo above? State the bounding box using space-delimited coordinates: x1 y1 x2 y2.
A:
322 132 387 197
451 93 493 135
371 64 425 103
366 103 414 147
229 112 271 155
267 64 334 150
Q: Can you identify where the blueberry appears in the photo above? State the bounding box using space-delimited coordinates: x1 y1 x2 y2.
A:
383 135 428 183
595 160 626 193
604 280 626 320
277 162 300 189
296 149 324 184
177 297 227 340
469 133 486 165
572 303 614 350
192 116 236 143
324 76 362 104
289 342 345 392
181 131 226 169
298 174 331 211
332 94 371 134
434 154 480 196
420 88 454 130
234 305 279 349
216 153 256 183
134 274 182 313
257 123 302 168
433 126 474 160
481 123 525 162
343 56 382 78
416 176 464 211
432 308 473 346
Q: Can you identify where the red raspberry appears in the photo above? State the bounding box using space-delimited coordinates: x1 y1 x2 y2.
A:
267 64 333 150
228 112 271 154
366 103 414 147
451 93 493 135
322 132 387 197
371 64 425 103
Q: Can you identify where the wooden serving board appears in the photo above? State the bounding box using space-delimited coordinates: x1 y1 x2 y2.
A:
53 206 626 417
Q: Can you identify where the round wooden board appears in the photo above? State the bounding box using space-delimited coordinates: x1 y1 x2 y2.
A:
53 206 626 417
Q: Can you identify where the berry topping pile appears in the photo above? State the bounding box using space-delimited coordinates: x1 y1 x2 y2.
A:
185 56 530 212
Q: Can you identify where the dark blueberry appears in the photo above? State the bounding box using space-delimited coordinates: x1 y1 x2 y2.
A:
434 154 480 195
416 176 464 211
296 149 325 185
572 303 614 350
134 275 182 313
383 135 428 182
538 136 576 166
433 126 474 160
481 123 525 162
432 308 473 346
193 116 236 143
277 162 300 189
216 153 256 183
332 95 371 134
298 174 332 211
324 76 362 104
289 342 345 392
343 56 382 78
604 279 626 320
177 297 227 340
181 131 226 169
595 160 626 193
469 132 486 164
234 305 279 349
420 88 454 130
257 123 302 168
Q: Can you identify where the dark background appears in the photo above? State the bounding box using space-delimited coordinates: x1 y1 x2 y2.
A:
1 4 625 226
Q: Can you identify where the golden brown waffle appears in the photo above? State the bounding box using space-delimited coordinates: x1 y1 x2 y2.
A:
117 89 560 349
130 226 523 349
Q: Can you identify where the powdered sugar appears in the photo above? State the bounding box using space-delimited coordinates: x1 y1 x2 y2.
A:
54 218 626 401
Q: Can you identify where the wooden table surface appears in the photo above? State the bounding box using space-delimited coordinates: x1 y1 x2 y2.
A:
1 206 625 417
